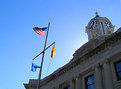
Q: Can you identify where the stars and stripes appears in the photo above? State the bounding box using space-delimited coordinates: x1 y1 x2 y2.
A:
33 27 47 35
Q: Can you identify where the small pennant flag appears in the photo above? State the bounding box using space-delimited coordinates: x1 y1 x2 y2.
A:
33 27 47 35
51 45 55 59
31 63 40 72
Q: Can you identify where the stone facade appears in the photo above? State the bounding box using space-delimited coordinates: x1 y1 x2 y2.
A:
24 14 121 89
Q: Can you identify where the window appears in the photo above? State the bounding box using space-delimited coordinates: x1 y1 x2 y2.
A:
63 85 70 89
114 60 121 81
85 74 95 89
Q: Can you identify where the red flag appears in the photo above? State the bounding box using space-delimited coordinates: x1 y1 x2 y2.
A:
33 27 47 35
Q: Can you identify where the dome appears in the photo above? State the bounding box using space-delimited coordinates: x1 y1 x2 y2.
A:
85 12 115 41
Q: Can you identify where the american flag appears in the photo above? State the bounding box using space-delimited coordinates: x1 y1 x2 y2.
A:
33 27 47 35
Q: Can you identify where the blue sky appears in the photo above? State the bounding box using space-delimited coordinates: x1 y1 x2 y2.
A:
0 0 121 89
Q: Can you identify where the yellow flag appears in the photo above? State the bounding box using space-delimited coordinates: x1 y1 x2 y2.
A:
51 45 55 59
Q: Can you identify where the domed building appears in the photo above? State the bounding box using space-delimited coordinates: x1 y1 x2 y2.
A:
86 12 115 41
24 13 121 89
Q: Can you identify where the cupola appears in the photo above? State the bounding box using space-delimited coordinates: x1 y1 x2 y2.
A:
86 12 115 41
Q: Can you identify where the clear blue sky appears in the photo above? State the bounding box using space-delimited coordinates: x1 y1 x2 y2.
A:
0 0 121 89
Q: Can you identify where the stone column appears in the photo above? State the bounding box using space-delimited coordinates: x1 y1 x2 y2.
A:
70 79 75 89
103 62 113 89
94 65 103 89
58 84 62 89
56 85 59 89
75 76 81 89
99 21 104 35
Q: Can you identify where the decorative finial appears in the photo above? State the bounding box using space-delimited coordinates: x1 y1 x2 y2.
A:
95 12 99 17
96 12 98 15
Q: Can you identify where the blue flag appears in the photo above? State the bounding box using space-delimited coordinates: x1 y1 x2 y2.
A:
31 63 40 72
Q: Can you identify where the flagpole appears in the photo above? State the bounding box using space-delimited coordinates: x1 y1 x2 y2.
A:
36 22 50 89
32 42 55 61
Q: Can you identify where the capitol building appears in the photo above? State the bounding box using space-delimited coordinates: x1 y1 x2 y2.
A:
24 12 121 89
